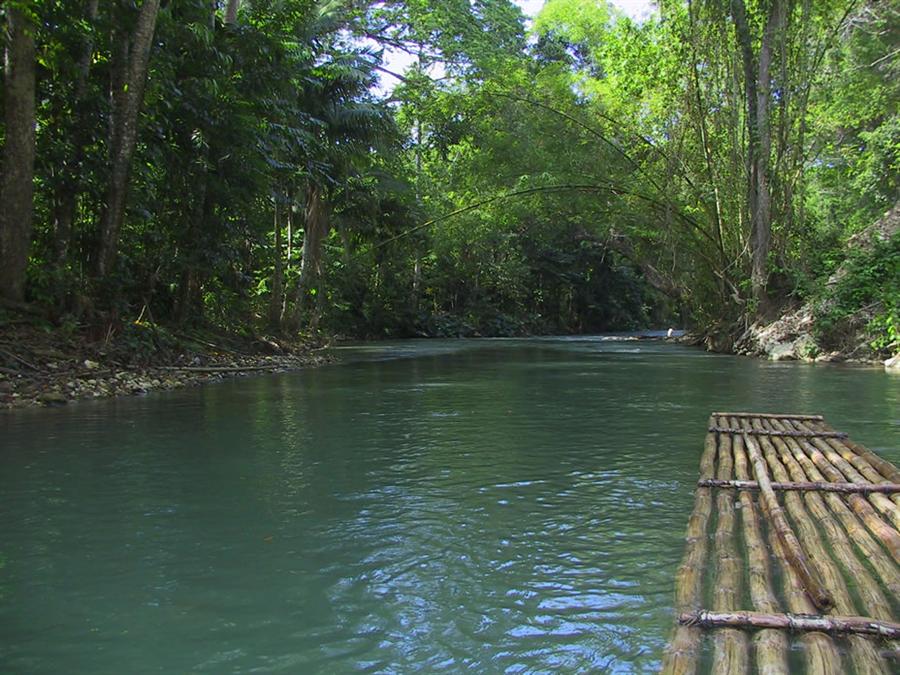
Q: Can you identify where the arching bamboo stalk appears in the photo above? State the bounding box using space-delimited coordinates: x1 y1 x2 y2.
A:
730 423 789 674
745 419 887 674
661 419 718 675
711 421 749 673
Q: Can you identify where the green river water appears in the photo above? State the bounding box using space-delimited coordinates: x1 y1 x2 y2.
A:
1 337 898 673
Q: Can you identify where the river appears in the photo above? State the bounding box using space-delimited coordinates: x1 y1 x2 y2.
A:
1 337 897 673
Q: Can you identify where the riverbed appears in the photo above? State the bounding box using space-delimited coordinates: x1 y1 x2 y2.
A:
1 338 897 672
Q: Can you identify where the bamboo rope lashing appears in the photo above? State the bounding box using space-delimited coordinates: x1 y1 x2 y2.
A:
761 420 898 650
678 611 900 638
710 424 749 673
746 419 886 674
712 412 824 421
709 426 848 439
698 478 900 494
729 425 789 674
741 431 835 612
660 419 718 675
766 420 900 600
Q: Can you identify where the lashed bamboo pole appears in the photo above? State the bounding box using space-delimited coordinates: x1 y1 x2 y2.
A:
766 420 900 600
660 418 718 675
713 412 823 420
709 426 848 439
741 430 834 612
841 438 900 484
790 436 900 563
790 421 900 531
710 423 749 673
738 424 841 673
762 421 897 642
746 419 887 675
807 422 900 514
698 478 900 494
678 611 900 638
730 425 789 674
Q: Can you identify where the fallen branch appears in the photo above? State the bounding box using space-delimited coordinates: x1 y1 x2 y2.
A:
154 364 288 373
0 348 40 371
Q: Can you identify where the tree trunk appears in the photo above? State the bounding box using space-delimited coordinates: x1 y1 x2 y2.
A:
280 189 295 325
96 0 162 279
287 184 329 332
224 0 240 25
0 7 37 302
732 0 785 314
268 195 284 328
52 0 100 270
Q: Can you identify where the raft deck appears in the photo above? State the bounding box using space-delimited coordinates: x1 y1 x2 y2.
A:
662 413 900 674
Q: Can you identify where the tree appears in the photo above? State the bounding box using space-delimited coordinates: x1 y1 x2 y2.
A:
96 0 162 279
0 4 37 302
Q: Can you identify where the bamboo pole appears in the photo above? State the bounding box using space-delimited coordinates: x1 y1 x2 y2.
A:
789 423 900 532
741 430 834 612
713 412 824 420
736 423 841 673
661 419 718 675
789 436 900 563
747 419 887 675
766 420 900 599
730 425 789 674
805 420 900 484
763 421 897 644
678 611 900 638
709 426 847 439
698 479 900 494
803 422 900 514
710 422 749 673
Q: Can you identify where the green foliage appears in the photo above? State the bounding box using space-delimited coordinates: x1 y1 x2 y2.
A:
813 233 900 356
4 0 897 345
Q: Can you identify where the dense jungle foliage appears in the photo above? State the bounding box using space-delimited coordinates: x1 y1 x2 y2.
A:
0 0 897 347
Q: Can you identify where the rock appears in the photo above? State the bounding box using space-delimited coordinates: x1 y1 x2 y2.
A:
769 341 797 361
885 354 900 372
793 334 818 361
84 359 100 369
38 391 68 405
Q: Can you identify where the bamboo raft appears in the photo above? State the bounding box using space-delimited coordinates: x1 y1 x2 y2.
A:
661 413 900 674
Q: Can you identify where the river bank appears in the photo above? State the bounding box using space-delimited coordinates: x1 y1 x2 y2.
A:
0 319 331 410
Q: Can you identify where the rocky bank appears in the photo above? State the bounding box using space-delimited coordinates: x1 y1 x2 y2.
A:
0 321 331 410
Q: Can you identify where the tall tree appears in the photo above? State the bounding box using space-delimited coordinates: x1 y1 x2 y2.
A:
0 4 37 302
731 0 786 313
96 0 162 279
